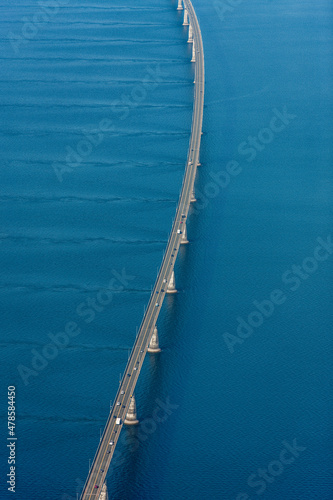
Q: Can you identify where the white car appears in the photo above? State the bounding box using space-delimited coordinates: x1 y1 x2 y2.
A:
120 391 124 395
109 441 114 446
155 303 159 307
116 402 121 406
177 230 182 234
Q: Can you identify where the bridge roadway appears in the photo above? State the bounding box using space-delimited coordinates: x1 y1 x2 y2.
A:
80 1 204 498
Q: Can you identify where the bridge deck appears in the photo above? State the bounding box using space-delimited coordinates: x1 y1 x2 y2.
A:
80 2 204 498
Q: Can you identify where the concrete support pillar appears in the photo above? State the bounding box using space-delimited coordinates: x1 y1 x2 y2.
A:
191 39 196 62
190 188 197 203
183 8 189 25
187 23 193 43
166 270 177 294
124 395 139 425
98 483 108 500
148 326 161 353
180 223 189 245
177 0 183 10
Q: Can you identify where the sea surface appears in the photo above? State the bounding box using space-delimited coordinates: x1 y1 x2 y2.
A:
0 1 332 499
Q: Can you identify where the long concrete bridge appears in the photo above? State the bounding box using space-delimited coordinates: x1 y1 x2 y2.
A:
80 1 204 498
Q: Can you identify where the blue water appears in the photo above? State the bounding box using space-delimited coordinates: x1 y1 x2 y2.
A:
0 1 332 499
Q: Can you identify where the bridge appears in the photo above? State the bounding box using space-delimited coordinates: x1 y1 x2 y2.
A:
80 1 204 498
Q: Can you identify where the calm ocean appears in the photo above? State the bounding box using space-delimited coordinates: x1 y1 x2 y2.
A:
0 0 332 499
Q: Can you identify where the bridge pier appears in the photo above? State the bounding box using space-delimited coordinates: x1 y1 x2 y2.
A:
190 188 197 203
177 0 183 10
166 270 177 294
98 483 108 500
191 39 196 62
183 8 189 26
180 224 189 244
148 326 161 353
187 23 193 43
124 395 139 425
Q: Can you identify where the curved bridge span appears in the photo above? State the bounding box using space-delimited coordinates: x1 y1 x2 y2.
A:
80 1 204 498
